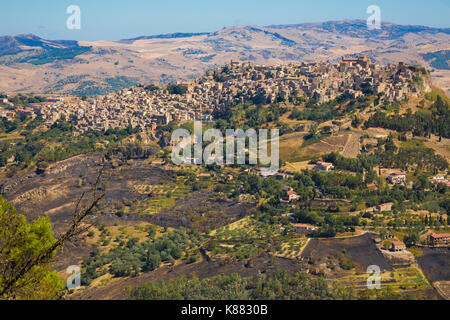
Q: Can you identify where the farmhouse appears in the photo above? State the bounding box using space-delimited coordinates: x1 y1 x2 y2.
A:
391 241 406 252
282 186 299 201
287 190 299 201
387 172 406 185
276 171 294 179
259 168 278 178
293 223 317 234
314 161 334 172
428 233 450 246
377 202 394 212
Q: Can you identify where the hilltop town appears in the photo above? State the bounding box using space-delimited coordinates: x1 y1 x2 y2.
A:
1 56 429 132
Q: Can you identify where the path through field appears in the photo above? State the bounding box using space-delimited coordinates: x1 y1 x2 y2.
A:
340 133 360 158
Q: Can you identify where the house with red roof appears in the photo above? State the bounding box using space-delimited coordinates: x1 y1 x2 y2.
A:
428 233 450 246
391 240 406 252
314 161 334 172
293 223 317 234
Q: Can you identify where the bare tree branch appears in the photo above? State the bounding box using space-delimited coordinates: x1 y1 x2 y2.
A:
0 160 110 298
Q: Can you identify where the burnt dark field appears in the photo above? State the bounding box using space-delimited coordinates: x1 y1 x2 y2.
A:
417 247 450 283
0 152 172 231
0 151 257 274
301 233 394 273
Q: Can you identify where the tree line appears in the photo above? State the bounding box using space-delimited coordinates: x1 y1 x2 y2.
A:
364 96 449 138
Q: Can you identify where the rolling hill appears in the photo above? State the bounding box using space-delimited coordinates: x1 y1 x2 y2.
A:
0 20 449 96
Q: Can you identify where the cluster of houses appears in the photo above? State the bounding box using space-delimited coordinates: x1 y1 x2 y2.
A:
0 98 63 121
36 87 204 132
0 107 15 120
379 232 450 252
0 98 20 120
3 57 426 133
389 233 450 249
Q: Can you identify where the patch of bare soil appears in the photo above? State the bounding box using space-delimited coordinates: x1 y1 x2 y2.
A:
306 134 349 155
417 247 450 283
0 153 173 232
301 233 394 274
0 153 178 269
424 135 450 162
340 133 361 158
1 152 256 273
144 192 255 232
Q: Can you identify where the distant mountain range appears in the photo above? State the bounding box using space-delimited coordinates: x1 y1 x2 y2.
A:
120 32 210 43
0 33 79 56
0 20 449 96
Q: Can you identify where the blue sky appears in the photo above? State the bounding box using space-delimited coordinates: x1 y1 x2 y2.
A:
1 0 449 41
